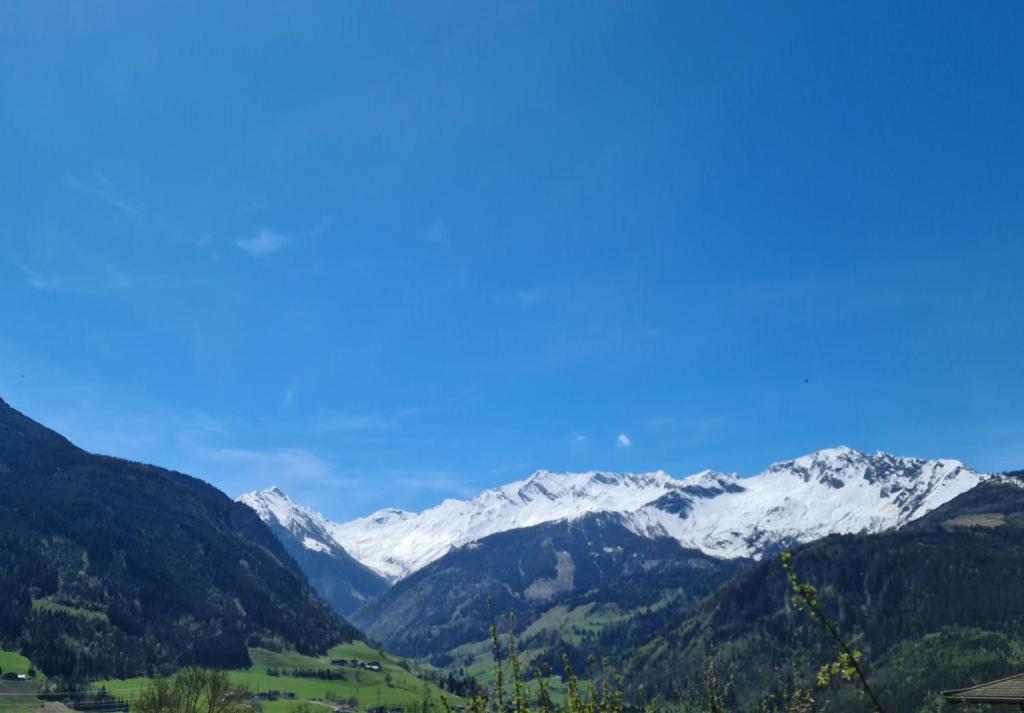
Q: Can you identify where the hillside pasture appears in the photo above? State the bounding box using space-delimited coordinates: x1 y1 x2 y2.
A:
91 643 460 713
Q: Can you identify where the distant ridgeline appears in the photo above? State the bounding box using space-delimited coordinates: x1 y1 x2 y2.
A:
0 398 359 680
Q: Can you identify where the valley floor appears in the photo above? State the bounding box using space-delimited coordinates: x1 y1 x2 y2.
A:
2 644 461 713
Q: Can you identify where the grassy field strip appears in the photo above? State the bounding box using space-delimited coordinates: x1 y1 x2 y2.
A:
0 650 44 713
31 598 109 624
0 651 40 679
91 642 462 712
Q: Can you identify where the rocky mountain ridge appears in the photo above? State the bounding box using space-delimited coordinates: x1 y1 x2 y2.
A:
241 446 989 581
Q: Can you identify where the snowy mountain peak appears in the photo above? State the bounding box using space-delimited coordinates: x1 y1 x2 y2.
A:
238 487 390 615
473 468 676 513
769 445 863 476
239 486 335 550
366 508 412 526
810 444 856 458
626 448 989 559
764 447 976 494
681 469 744 489
246 448 991 582
241 486 306 526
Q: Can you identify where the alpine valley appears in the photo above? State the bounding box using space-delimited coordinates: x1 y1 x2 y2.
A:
5 393 1024 713
239 446 1004 701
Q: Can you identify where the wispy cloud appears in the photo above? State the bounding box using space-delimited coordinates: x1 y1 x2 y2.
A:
503 288 544 307
102 264 135 289
646 415 727 431
393 470 477 498
14 259 138 293
17 395 231 471
616 433 632 448
281 387 296 409
65 173 137 214
569 431 588 447
315 404 427 433
200 446 343 488
317 412 401 432
424 221 450 248
16 262 63 291
486 461 535 479
350 257 426 276
236 229 290 257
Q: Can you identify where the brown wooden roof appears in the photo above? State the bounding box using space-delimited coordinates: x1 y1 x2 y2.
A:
944 674 1024 704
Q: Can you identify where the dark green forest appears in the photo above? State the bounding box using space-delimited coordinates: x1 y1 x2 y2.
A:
0 398 357 680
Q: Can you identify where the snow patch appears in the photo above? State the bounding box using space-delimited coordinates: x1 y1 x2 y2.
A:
302 537 331 554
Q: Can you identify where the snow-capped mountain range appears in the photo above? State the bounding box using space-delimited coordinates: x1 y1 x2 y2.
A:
239 446 989 582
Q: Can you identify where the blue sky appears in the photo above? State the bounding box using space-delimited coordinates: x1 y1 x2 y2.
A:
2 2 1023 519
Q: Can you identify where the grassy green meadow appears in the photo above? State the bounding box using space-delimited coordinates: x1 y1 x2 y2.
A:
0 651 36 677
0 650 44 713
91 642 462 713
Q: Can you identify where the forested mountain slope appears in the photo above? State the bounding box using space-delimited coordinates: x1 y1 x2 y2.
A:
351 513 747 663
623 477 1024 713
0 398 358 680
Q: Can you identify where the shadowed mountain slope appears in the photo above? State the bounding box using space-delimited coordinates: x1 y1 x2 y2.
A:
0 398 358 680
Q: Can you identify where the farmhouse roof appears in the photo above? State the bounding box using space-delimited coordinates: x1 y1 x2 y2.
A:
944 673 1024 705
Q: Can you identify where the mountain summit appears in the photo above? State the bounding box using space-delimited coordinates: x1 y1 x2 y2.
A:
238 487 388 615
623 445 987 559
250 447 988 581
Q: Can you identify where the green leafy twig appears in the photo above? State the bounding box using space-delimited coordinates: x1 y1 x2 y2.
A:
781 552 884 713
